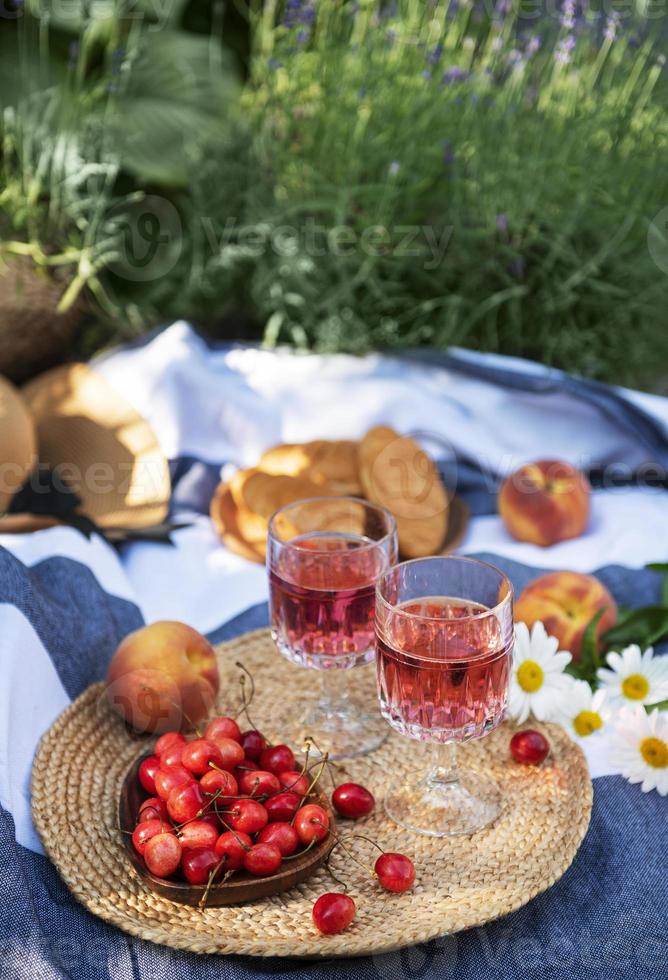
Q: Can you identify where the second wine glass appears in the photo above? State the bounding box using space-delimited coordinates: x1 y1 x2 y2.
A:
267 496 398 758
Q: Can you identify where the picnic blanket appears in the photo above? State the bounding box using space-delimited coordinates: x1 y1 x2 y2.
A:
1 322 667 979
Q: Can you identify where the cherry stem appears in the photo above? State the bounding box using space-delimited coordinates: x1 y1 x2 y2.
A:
327 830 376 878
234 661 260 732
283 838 317 861
199 861 233 908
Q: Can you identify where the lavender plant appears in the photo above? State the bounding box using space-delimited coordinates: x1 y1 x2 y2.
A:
240 0 668 383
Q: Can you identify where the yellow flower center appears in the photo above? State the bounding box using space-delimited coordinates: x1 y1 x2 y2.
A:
640 737 668 769
573 710 603 737
517 660 544 693
621 673 650 701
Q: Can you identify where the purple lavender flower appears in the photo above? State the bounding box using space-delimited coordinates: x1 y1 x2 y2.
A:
555 35 576 65
428 43 444 66
422 69 433 81
496 214 509 234
560 0 576 32
604 11 620 42
442 66 469 85
526 35 541 58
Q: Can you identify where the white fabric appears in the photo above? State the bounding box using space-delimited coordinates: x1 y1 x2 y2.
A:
4 322 668 854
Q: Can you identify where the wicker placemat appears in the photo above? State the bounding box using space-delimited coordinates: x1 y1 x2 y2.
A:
32 628 592 959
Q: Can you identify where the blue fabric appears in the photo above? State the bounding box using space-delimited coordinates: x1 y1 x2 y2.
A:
1 546 665 979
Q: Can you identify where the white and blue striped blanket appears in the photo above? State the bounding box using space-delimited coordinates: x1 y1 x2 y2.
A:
1 323 666 979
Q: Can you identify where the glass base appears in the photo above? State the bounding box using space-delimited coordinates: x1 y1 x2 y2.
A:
384 766 501 837
271 684 388 760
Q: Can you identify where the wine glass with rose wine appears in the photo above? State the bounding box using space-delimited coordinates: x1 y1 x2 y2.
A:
375 556 514 836
267 496 397 758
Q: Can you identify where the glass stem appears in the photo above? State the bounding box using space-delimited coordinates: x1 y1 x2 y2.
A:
429 741 458 785
318 668 350 715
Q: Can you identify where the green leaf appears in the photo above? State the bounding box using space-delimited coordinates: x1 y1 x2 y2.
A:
570 608 606 685
105 31 241 185
603 606 668 649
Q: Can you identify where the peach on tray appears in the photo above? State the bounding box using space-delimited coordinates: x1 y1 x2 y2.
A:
106 621 219 733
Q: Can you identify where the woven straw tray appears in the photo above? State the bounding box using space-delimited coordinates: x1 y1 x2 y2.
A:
32 628 592 959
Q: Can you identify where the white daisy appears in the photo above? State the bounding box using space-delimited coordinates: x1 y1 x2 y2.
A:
609 706 668 796
508 621 573 724
556 679 611 740
596 644 668 708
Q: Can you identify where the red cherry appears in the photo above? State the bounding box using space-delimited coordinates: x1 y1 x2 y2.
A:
144 832 182 877
132 818 173 856
205 716 242 744
510 729 550 765
294 804 330 845
178 819 219 851
260 744 295 775
181 847 220 886
374 852 415 893
234 761 259 783
278 771 310 796
312 893 356 935
138 796 168 823
225 798 269 835
264 791 301 823
154 731 187 756
243 842 282 877
257 822 299 856
214 830 251 870
158 742 185 769
200 768 238 804
167 782 205 824
138 755 160 795
240 730 267 762
154 766 193 801
332 783 375 819
208 736 245 771
239 769 281 798
181 738 224 776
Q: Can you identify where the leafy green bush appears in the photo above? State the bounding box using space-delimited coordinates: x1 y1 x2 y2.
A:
239 0 668 383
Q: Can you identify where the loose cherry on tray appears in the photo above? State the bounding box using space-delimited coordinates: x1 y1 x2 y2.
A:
374 852 415 893
243 842 283 877
205 715 242 744
312 893 356 935
257 821 299 856
331 783 375 820
260 744 296 775
214 831 252 871
510 729 550 765
294 804 330 845
138 755 160 795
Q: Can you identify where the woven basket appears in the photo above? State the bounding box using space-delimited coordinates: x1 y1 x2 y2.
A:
32 629 592 959
0 256 81 383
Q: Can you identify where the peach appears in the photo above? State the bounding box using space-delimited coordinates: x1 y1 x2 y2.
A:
498 460 590 547
105 621 219 733
514 571 617 661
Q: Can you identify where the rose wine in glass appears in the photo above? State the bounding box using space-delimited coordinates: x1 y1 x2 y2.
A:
376 557 514 836
268 497 397 758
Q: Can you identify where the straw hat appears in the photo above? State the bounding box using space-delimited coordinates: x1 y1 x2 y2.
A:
0 376 38 513
21 363 170 529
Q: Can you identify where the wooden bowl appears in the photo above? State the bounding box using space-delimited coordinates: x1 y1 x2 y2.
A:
119 753 336 907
